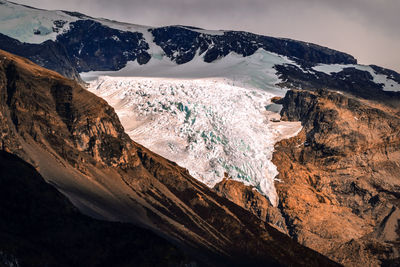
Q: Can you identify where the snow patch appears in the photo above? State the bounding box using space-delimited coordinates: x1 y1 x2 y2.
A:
0 1 77 43
313 64 400 92
178 26 225 36
111 35 120 41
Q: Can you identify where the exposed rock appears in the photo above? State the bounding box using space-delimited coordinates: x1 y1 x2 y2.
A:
0 49 339 266
273 89 400 266
56 20 150 72
151 26 356 65
214 178 288 234
0 33 81 81
275 64 400 104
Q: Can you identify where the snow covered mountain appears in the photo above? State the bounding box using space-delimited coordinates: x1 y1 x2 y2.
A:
1 0 399 206
1 0 399 95
2 1 400 265
1 0 399 94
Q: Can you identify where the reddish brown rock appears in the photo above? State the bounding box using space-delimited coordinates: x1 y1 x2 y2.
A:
273 89 400 266
214 178 288 234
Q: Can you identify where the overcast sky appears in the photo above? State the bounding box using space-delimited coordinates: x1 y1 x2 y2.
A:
12 0 400 72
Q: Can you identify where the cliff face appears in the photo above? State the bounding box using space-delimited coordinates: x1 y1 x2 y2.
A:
0 49 337 266
273 89 400 266
214 178 288 234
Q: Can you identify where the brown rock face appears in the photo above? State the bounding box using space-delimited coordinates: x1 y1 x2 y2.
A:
214 178 288 234
0 50 338 266
273 89 400 266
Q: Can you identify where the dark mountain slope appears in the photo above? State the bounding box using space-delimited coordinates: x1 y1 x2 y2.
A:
275 64 400 104
0 49 338 266
0 33 80 81
149 26 356 65
0 150 192 267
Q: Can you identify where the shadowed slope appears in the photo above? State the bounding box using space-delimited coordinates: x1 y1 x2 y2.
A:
0 150 192 267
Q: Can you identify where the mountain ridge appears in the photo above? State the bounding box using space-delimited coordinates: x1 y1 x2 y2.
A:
0 48 339 266
1 0 399 107
0 0 358 78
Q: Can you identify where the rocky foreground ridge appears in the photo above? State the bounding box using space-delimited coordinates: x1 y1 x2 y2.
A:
0 49 338 266
0 150 192 266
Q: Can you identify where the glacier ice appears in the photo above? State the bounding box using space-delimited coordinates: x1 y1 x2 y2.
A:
87 76 302 206
83 50 304 206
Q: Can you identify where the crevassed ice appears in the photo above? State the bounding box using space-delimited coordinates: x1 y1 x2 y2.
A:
87 77 302 206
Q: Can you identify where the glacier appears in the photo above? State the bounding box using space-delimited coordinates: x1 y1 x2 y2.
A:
83 50 302 206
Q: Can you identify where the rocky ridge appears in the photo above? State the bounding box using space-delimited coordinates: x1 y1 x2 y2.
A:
270 89 400 266
0 0 357 81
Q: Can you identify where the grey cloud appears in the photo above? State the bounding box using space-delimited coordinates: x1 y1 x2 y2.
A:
11 0 400 72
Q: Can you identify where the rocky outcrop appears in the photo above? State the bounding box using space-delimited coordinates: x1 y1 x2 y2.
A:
151 26 357 65
56 20 151 72
214 178 288 234
272 89 400 266
0 33 81 81
0 50 338 266
275 64 400 103
0 150 192 267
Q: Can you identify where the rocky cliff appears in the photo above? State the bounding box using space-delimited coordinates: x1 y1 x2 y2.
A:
0 49 338 266
214 88 400 266
272 89 400 266
214 178 288 234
